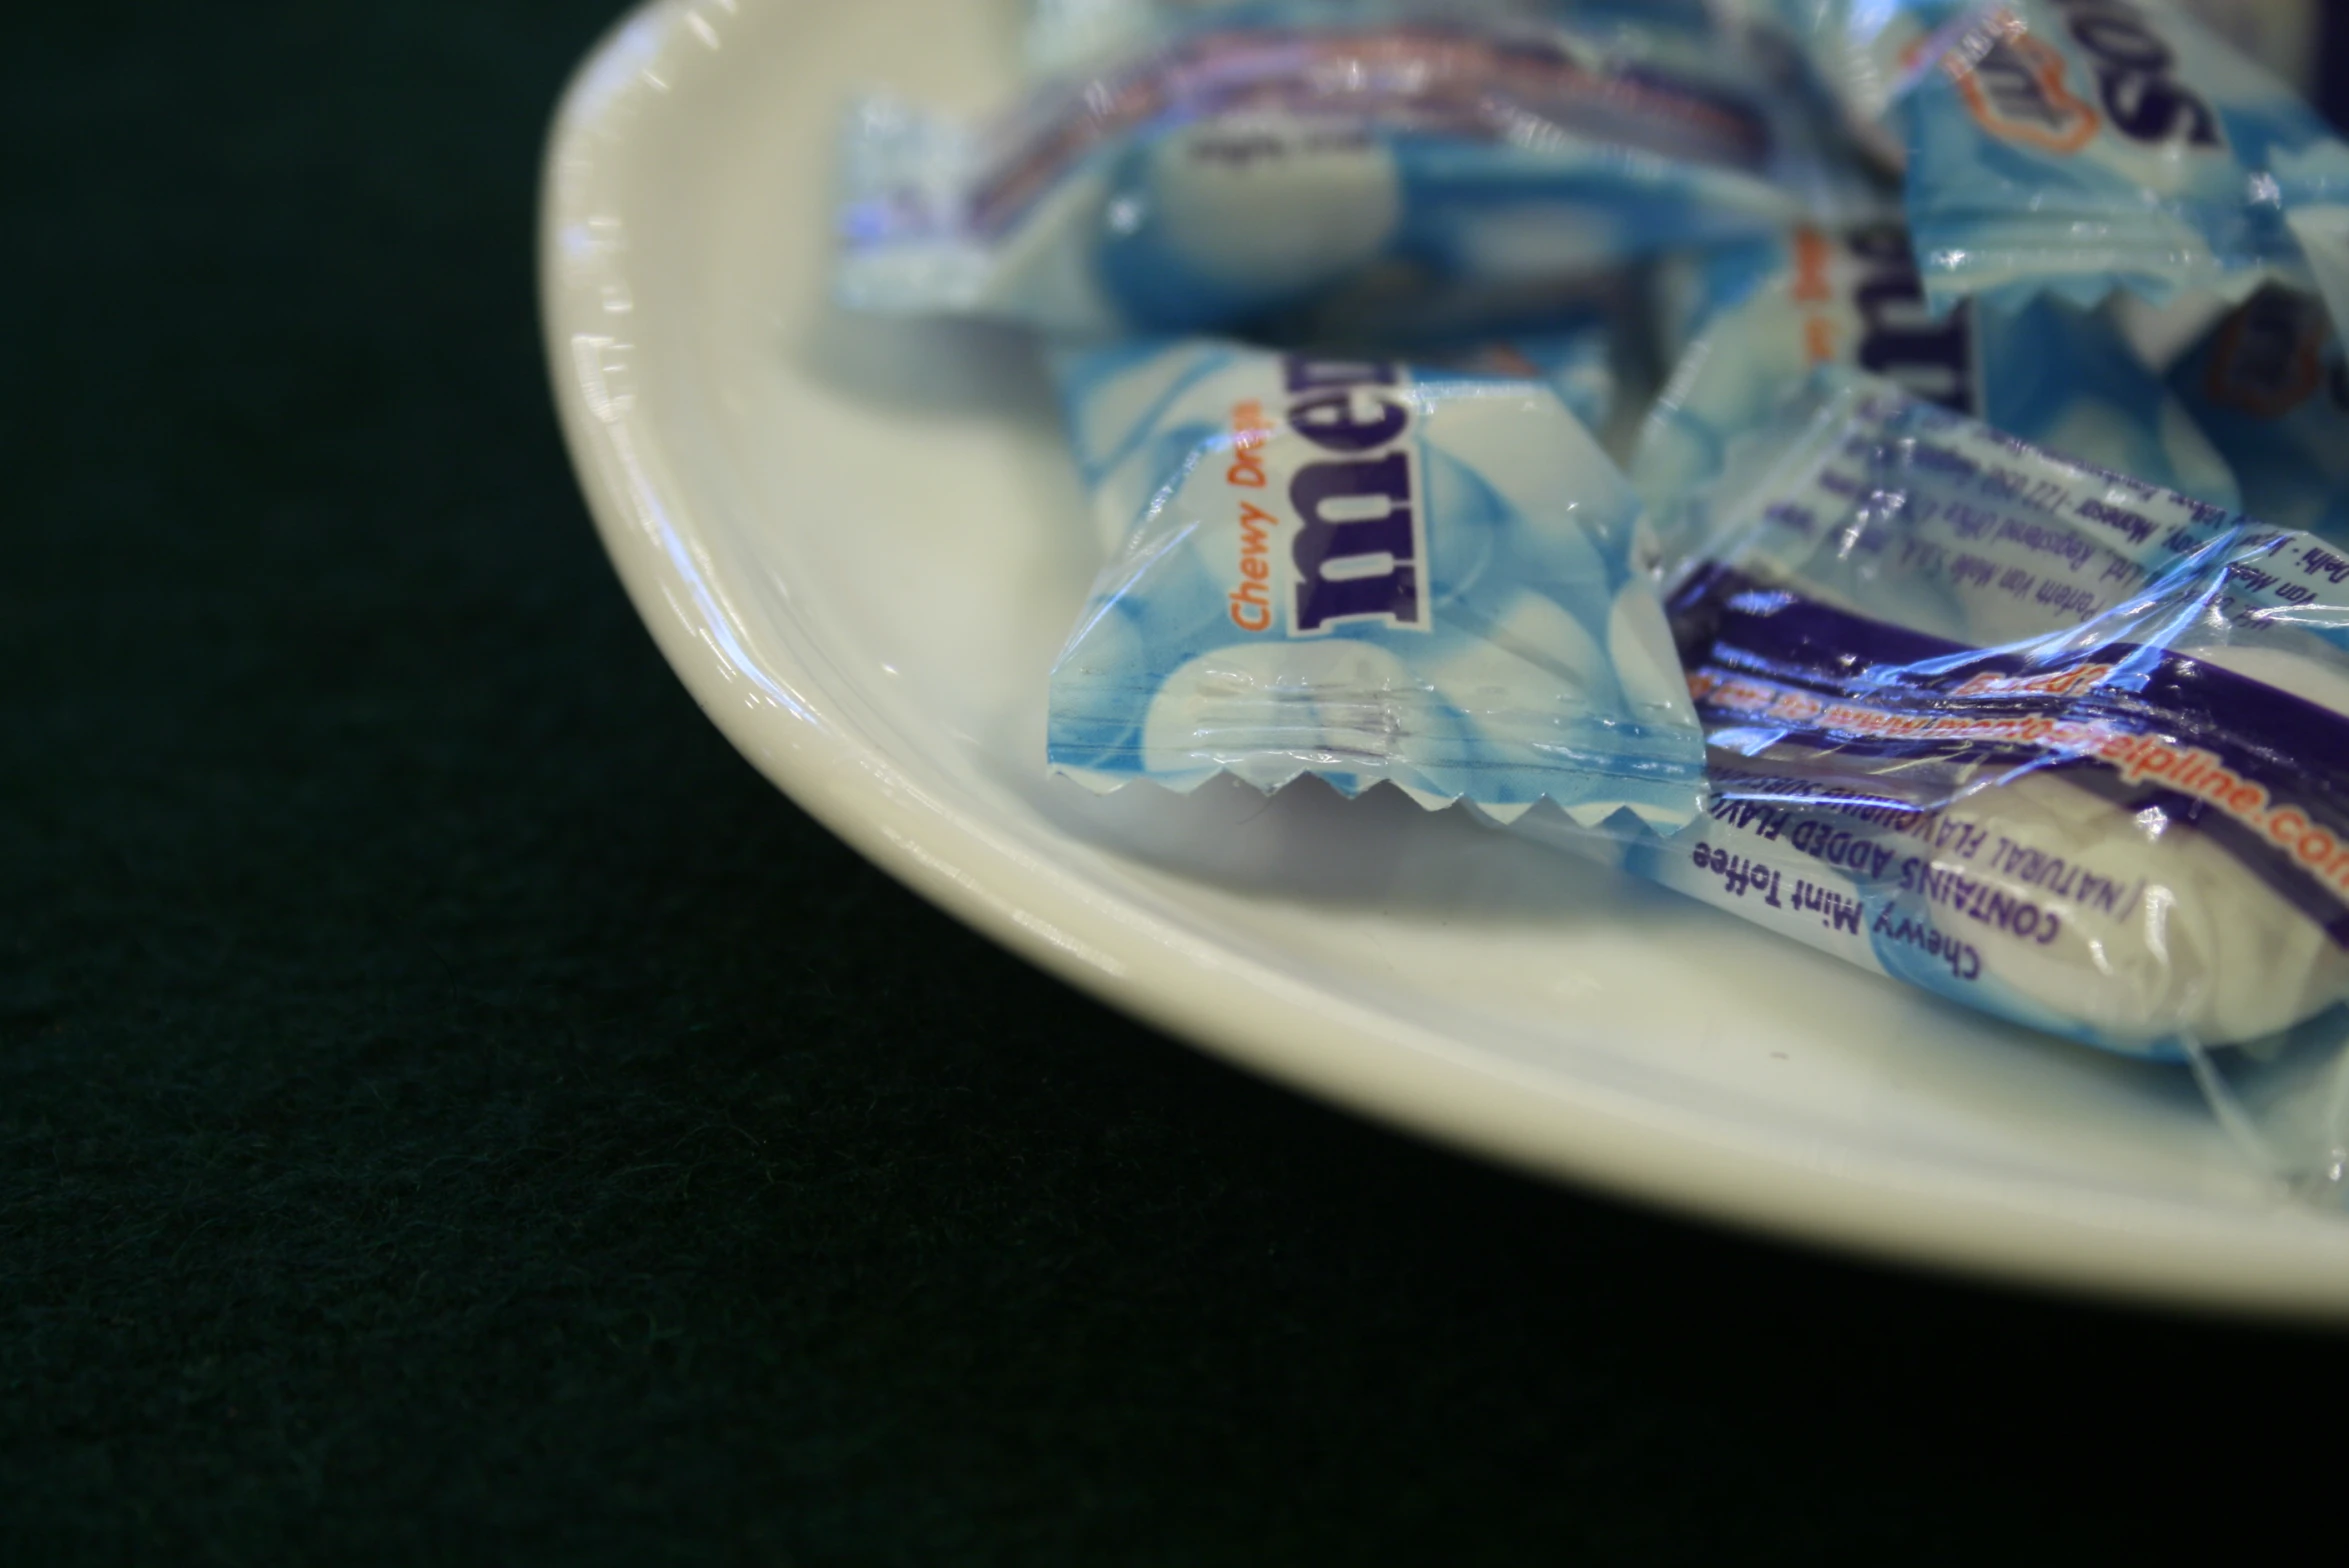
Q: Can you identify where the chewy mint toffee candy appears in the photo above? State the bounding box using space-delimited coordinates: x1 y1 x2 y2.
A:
1523 368 2349 1056
1045 337 1707 828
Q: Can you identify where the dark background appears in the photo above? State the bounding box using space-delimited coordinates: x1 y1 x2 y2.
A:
10 3 2349 1562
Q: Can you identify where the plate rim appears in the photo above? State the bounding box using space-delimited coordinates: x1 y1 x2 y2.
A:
537 0 2349 1320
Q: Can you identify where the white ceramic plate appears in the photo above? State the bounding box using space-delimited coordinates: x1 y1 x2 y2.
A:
541 0 2349 1317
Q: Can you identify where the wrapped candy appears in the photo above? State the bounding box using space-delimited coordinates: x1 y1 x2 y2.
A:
1046 337 1707 824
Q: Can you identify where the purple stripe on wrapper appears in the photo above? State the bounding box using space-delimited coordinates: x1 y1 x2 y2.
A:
1672 568 2349 945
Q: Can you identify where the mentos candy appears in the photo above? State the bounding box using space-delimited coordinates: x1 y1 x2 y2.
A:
1046 337 1707 824
1521 368 2349 1056
1898 0 2349 324
836 14 1878 337
1630 224 2240 561
2170 284 2349 540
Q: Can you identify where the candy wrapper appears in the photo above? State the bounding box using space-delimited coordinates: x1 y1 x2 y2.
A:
1898 0 2349 328
1023 0 1736 75
2170 283 2349 542
1757 0 2339 170
1742 0 1976 169
2176 0 2334 100
2278 146 2349 344
836 10 1880 336
1420 323 1619 437
1514 369 2349 1188
1045 336 1707 825
1631 222 2242 560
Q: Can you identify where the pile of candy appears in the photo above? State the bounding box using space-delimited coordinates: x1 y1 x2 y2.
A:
836 0 2349 1192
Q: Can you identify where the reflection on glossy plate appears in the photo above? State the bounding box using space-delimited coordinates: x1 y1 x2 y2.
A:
540 0 2349 1316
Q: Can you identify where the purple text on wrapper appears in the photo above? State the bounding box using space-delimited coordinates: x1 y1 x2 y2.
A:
2048 0 2223 149
1845 225 1977 415
1959 0 2222 153
1282 355 1429 636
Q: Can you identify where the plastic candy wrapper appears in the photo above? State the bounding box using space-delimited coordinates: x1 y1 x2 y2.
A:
1898 0 2349 329
1045 336 1708 824
2278 147 2349 338
2170 284 2349 542
1510 369 2349 1188
1273 269 1636 433
1023 0 1733 75
1739 0 1975 169
836 10 1880 336
1420 324 1619 437
2173 0 2332 100
1755 0 2336 170
1632 222 2243 557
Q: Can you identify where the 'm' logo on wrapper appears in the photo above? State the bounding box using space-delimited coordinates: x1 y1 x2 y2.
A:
1279 355 1429 637
1948 12 2100 153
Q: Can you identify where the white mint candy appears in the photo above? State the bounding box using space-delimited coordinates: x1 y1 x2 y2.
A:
1929 772 2349 1047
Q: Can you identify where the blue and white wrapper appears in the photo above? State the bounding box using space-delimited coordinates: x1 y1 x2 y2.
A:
2169 283 2349 541
1523 367 2349 1062
2277 145 2349 340
837 12 1880 336
1415 323 1619 437
1899 0 2349 326
1046 338 1708 825
1757 0 2347 167
1290 292 1627 433
1631 222 2242 560
1739 0 1977 168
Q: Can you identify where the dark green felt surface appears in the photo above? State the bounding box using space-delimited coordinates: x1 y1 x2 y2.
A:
9 2 2349 1562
